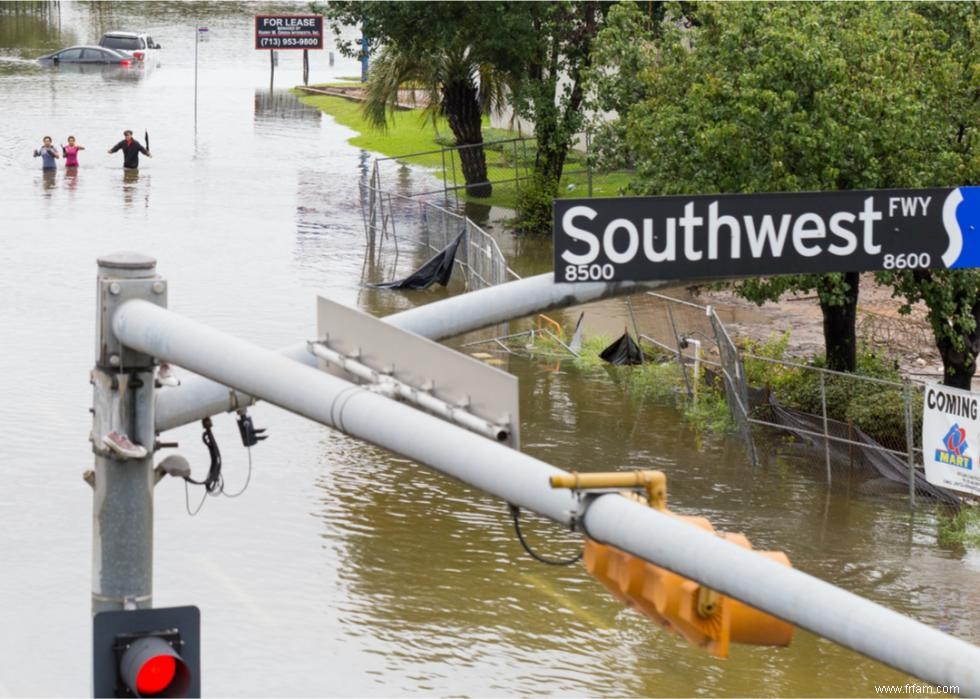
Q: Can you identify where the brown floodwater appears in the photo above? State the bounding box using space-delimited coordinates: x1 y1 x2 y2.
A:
0 2 977 697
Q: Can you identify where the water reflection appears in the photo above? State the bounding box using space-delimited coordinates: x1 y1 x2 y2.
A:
0 2 73 55
253 88 321 124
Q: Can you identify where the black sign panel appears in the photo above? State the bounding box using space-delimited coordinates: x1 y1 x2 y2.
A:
553 187 980 282
255 15 324 50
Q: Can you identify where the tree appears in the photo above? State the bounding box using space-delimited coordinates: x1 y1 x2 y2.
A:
361 42 509 197
874 3 980 388
509 1 604 234
586 1 968 373
319 2 529 197
320 1 606 225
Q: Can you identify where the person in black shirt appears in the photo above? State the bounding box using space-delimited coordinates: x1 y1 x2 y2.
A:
107 130 151 169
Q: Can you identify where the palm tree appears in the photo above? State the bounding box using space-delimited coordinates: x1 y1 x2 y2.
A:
363 41 509 198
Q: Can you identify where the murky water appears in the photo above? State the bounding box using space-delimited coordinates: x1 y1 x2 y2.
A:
1 3 977 697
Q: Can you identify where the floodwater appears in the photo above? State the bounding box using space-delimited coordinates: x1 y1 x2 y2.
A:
0 2 978 697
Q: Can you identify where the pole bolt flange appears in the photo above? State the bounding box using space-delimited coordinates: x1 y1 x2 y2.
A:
152 281 166 294
108 354 121 367
109 282 122 295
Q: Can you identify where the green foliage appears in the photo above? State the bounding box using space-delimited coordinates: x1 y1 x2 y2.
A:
571 335 613 370
752 344 914 446
683 379 735 435
740 332 791 387
567 338 733 435
587 2 979 378
937 505 980 548
513 174 559 236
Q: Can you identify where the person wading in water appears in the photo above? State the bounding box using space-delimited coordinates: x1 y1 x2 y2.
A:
107 129 151 169
62 135 85 168
33 136 60 169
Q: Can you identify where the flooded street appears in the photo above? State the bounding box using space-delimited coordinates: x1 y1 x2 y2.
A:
1 3 978 697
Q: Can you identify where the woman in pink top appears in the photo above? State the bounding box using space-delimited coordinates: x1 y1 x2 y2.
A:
62 135 85 167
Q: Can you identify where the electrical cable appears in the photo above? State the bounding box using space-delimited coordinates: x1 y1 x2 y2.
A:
184 417 223 493
182 417 255 513
221 447 252 498
184 478 208 516
509 504 583 566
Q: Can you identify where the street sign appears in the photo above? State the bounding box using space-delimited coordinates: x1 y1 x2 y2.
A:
255 15 323 50
922 383 980 497
316 297 520 448
553 186 980 282
196 27 209 43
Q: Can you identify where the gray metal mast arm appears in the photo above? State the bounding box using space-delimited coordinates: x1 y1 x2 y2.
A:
114 298 980 694
154 273 688 432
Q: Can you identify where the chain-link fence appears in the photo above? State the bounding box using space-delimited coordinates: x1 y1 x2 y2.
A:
360 172 518 291
632 292 962 509
368 135 634 210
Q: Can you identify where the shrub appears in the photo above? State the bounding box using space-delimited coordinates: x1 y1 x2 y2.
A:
513 174 557 236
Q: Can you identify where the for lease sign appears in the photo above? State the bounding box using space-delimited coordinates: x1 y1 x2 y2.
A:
553 187 980 282
255 15 323 50
922 383 980 496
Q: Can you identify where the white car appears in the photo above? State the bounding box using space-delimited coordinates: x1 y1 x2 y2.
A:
98 32 162 65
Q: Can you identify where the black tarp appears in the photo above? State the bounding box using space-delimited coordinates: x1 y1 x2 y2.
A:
369 231 464 290
599 331 644 365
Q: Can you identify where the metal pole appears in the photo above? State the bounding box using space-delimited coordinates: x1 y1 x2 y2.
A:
820 371 832 487
905 380 917 508
91 253 165 614
154 274 702 432
111 296 980 694
193 24 198 130
586 131 593 197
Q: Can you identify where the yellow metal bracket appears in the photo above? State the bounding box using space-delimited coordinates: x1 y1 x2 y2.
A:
549 470 667 511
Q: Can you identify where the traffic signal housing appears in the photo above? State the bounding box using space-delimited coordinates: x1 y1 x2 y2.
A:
93 605 200 698
550 471 794 658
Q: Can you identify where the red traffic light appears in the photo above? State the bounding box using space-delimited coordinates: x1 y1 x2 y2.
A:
119 634 191 697
119 635 191 697
93 606 200 698
137 655 175 694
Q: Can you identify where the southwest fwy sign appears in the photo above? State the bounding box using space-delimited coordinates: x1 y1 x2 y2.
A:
553 187 980 282
922 383 980 497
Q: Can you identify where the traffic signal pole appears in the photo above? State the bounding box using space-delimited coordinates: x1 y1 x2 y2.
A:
91 253 166 613
153 273 685 432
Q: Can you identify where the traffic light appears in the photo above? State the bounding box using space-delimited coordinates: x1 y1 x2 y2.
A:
550 471 794 658
93 606 200 698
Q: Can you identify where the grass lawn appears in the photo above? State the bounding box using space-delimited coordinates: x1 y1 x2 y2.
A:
295 91 634 209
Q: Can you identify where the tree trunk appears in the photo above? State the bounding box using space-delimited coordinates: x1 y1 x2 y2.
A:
442 79 491 198
819 271 860 372
936 301 980 390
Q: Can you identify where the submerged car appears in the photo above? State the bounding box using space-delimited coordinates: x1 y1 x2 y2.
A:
37 45 135 65
99 32 161 64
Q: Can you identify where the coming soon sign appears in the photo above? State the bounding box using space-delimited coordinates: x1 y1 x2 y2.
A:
923 383 980 496
553 187 980 282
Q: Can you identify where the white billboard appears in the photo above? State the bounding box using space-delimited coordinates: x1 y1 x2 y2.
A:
922 383 980 496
